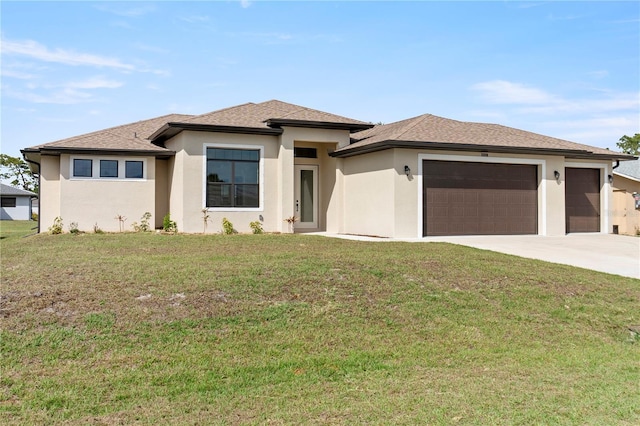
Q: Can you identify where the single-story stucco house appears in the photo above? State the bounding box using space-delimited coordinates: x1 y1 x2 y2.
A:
0 183 36 221
21 100 635 237
612 159 640 235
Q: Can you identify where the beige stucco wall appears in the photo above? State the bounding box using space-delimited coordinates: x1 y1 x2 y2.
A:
612 174 640 235
39 154 61 230
52 154 157 232
339 149 614 238
165 131 280 234
342 151 396 237
280 127 350 233
292 141 339 233
155 159 170 229
165 127 349 234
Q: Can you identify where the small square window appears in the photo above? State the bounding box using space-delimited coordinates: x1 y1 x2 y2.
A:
73 159 93 177
125 161 143 178
100 160 119 178
1 197 17 208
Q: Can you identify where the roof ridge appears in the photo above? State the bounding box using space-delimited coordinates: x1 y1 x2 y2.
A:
185 102 256 122
388 114 433 141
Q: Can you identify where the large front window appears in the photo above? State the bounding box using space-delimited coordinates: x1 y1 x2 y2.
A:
206 148 259 208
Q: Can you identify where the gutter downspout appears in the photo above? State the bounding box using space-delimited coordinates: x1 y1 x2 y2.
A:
612 160 620 171
23 157 41 234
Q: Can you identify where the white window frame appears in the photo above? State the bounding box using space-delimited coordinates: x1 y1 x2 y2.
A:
70 155 147 181
202 143 265 212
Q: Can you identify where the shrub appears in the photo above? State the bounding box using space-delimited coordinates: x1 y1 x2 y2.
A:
222 217 236 235
249 221 263 234
115 214 126 232
31 212 38 222
48 217 63 235
93 223 104 234
202 209 210 233
163 213 177 233
132 212 152 232
69 222 80 235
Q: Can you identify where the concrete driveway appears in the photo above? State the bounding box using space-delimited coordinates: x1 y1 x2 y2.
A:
420 234 640 279
314 233 639 279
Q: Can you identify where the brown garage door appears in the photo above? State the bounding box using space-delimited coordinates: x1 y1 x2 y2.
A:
423 161 538 236
565 168 600 233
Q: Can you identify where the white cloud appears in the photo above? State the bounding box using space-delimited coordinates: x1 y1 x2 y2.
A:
469 80 640 149
179 15 210 23
1 68 35 80
240 1 252 9
133 43 169 54
65 76 124 90
587 70 609 79
471 80 557 105
471 80 639 115
547 14 586 21
1 38 135 71
4 87 94 105
94 4 156 17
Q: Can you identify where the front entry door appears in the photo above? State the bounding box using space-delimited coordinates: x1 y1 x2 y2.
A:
294 165 318 229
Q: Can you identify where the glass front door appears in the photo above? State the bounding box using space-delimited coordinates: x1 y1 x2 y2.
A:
294 165 318 229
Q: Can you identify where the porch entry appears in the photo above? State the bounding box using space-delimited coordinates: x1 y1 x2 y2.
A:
294 165 318 229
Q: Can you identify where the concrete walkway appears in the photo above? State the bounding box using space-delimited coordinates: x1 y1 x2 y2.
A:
310 233 640 280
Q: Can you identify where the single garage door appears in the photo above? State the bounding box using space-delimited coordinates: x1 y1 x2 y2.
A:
423 161 538 236
565 168 600 233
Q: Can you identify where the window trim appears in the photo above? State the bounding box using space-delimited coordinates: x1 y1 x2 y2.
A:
1 197 17 208
100 160 119 178
70 156 147 181
73 159 93 177
202 143 264 212
125 160 144 179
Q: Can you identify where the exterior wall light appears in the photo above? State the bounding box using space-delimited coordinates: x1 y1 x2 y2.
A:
554 170 560 182
404 165 411 176
608 174 613 184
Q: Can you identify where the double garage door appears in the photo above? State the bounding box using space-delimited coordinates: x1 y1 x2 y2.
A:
423 161 601 236
423 161 538 236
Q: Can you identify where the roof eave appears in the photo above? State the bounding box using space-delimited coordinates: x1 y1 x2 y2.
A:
613 171 640 183
25 146 176 158
265 118 374 133
150 122 284 144
331 140 635 160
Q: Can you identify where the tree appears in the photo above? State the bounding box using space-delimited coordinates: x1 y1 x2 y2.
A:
0 154 38 193
616 133 640 155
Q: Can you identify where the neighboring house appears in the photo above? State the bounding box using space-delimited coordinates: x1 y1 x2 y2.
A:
1 183 36 220
612 159 640 235
21 100 635 237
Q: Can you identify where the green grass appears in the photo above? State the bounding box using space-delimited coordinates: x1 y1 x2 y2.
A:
1 221 639 425
0 220 37 240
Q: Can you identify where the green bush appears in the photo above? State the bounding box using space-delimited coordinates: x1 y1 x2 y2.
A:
48 217 63 235
69 222 81 235
249 221 263 234
222 217 236 235
163 213 177 233
132 212 152 232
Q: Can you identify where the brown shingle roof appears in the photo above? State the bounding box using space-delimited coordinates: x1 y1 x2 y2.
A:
182 100 371 128
338 114 630 159
25 114 193 153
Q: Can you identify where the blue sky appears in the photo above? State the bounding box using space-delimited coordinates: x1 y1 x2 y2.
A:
1 1 639 158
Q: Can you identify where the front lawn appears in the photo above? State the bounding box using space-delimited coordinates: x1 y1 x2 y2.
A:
1 223 639 425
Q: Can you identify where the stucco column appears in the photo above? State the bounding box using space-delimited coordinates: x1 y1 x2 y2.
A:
326 156 344 233
278 134 295 233
545 156 566 236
